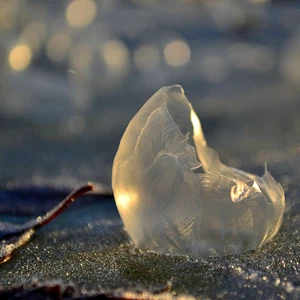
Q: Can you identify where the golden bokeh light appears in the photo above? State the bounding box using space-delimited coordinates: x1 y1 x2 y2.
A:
46 33 72 62
102 40 129 75
133 45 160 72
9 44 32 71
164 40 191 67
66 0 97 29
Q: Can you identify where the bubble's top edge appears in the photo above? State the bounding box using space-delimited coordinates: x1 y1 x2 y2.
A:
161 84 185 95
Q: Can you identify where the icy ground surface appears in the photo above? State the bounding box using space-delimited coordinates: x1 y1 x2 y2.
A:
0 174 299 299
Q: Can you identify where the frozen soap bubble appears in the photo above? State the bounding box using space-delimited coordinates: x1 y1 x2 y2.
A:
112 85 285 257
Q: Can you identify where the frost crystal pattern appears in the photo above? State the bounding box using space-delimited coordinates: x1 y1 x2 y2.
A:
112 85 285 257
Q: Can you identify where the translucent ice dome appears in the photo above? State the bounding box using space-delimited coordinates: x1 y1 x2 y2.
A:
112 85 285 257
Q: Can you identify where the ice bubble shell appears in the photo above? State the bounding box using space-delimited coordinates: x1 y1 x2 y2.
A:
112 85 285 257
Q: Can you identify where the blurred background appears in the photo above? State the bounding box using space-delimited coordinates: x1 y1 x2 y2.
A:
1 0 300 189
